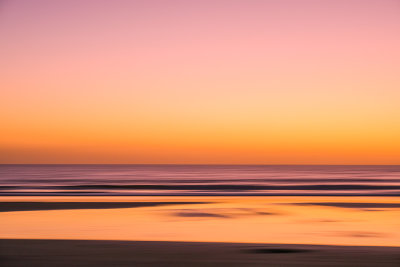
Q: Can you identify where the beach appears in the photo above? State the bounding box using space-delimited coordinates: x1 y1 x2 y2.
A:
1 239 400 267
1 197 400 246
1 165 400 265
0 196 400 266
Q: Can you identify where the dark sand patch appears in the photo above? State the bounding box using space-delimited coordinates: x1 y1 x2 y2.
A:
335 231 389 238
246 248 311 254
289 202 400 209
173 211 231 218
170 208 279 219
0 239 399 267
0 201 210 212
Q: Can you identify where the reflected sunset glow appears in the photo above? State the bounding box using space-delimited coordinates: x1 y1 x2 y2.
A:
1 196 399 246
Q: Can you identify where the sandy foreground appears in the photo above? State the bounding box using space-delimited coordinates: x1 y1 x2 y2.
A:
1 198 400 266
0 239 399 267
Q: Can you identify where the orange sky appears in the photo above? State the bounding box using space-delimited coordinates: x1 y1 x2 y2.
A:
1 0 400 164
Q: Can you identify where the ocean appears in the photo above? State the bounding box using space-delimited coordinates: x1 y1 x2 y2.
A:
1 164 399 196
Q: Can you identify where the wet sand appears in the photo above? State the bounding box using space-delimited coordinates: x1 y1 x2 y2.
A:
0 201 210 212
0 239 399 267
2 197 400 247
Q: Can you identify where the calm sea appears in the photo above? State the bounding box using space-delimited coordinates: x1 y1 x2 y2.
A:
0 165 399 196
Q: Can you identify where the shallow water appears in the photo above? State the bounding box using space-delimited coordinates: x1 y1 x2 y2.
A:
1 165 400 196
1 196 400 246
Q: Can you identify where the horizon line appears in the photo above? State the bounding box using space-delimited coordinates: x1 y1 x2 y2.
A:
1 163 400 166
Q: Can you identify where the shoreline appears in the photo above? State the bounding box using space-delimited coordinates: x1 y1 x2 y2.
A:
0 201 210 212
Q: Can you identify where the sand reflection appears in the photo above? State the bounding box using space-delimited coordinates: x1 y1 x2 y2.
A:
0 196 399 247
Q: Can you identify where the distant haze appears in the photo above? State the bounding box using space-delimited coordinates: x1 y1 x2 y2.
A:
1 0 399 164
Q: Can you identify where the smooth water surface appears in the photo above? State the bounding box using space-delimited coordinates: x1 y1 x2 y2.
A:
1 165 400 196
1 196 400 246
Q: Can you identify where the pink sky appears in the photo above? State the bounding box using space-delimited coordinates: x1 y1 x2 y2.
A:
1 0 400 164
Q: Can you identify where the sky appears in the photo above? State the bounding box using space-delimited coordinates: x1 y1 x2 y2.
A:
1 0 400 164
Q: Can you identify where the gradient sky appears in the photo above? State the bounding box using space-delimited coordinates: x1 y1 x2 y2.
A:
1 0 400 164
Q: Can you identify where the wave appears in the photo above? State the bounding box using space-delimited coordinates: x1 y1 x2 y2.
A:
1 164 400 196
